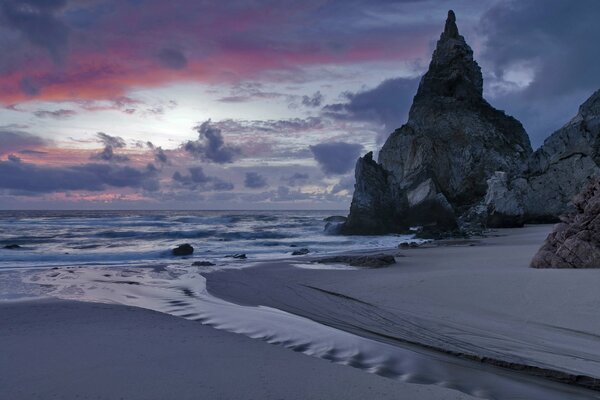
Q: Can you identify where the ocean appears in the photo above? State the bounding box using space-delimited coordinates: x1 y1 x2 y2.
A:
0 210 412 300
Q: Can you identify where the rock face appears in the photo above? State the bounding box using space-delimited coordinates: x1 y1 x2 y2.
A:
531 177 600 268
342 10 532 234
486 89 600 225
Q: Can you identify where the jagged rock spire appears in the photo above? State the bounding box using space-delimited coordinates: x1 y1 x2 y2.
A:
412 9 483 108
442 10 459 39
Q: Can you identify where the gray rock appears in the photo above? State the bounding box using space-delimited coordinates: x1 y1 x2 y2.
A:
172 243 194 256
531 177 600 268
316 254 396 268
342 10 531 235
484 89 600 225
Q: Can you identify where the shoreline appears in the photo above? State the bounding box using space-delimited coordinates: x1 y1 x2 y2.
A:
4 224 600 399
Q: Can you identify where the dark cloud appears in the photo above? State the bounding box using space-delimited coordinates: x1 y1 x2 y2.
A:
284 172 309 186
90 146 129 163
184 120 240 163
154 147 168 164
33 109 77 119
479 0 600 146
0 157 159 194
323 77 420 142
172 166 234 191
91 132 129 162
145 141 168 165
309 142 363 175
96 132 126 148
302 91 324 107
0 130 49 154
157 48 188 69
1 0 69 63
244 172 268 189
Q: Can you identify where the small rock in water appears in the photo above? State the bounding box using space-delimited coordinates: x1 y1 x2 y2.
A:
172 243 194 256
398 242 420 249
192 261 216 267
3 244 21 249
226 253 247 259
316 254 396 268
291 248 310 256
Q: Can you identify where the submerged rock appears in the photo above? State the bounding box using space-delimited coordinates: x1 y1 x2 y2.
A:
316 254 396 268
172 244 194 256
531 177 600 268
192 261 216 267
226 253 247 259
3 244 21 249
342 10 531 235
291 248 310 256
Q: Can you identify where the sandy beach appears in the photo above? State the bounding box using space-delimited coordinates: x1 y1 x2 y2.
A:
3 224 600 399
0 299 473 400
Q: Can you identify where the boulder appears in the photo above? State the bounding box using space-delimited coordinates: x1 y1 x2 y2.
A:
342 10 531 235
531 177 600 268
172 244 194 256
316 254 396 268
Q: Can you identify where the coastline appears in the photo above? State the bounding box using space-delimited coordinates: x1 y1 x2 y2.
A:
0 298 474 400
3 224 600 399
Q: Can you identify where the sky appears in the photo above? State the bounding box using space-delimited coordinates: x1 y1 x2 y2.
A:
0 0 599 210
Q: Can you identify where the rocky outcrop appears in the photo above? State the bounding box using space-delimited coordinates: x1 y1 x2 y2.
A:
485 89 600 225
342 152 402 234
342 10 532 235
531 177 600 268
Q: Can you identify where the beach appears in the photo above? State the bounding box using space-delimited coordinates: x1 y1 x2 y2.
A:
1 299 473 400
3 224 600 399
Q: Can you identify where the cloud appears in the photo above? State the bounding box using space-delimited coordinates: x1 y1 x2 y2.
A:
172 166 234 191
309 142 363 175
302 91 324 107
184 120 240 163
33 109 77 119
0 130 49 155
1 0 69 64
96 132 126 148
478 0 600 146
284 172 309 186
0 0 453 103
244 172 268 189
157 48 188 69
146 141 168 165
90 132 129 162
0 157 159 194
90 146 129 163
323 77 420 142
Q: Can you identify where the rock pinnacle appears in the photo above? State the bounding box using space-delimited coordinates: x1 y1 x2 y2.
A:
442 10 459 39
